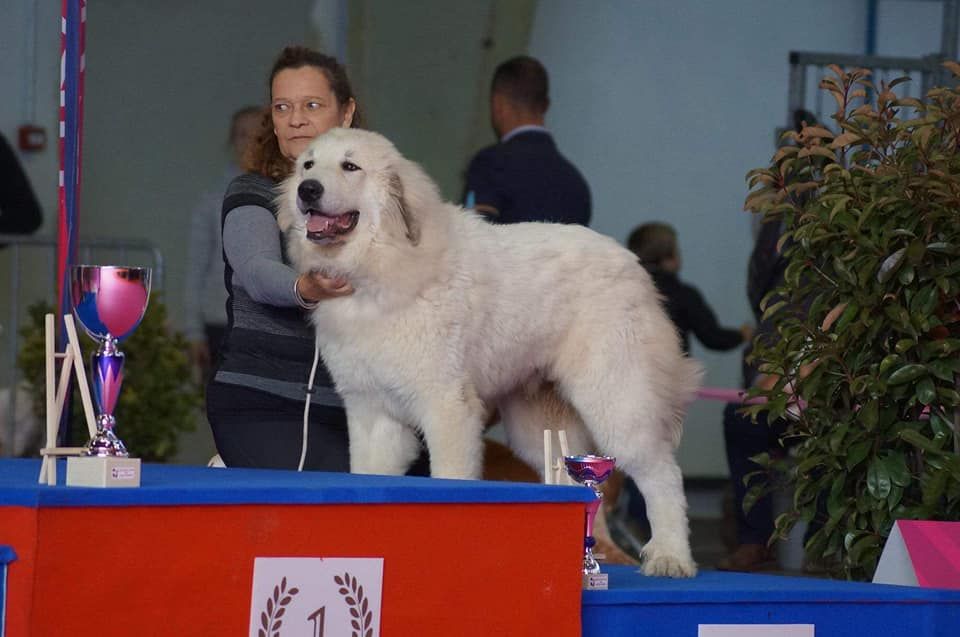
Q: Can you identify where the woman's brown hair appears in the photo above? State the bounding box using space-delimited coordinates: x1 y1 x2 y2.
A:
243 46 362 181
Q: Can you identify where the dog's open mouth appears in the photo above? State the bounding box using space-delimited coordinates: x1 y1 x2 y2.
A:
305 210 360 243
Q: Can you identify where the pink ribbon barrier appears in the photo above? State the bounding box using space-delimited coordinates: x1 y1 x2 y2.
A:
697 386 929 421
696 387 767 404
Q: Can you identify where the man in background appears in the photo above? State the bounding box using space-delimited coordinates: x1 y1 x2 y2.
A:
464 56 591 226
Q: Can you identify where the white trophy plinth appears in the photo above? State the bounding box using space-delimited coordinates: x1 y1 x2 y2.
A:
66 455 141 488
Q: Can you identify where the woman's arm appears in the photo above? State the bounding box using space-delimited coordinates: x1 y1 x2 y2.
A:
223 205 352 306
223 205 300 306
682 283 746 351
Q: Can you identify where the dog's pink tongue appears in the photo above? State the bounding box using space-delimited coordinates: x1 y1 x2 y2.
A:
307 214 335 234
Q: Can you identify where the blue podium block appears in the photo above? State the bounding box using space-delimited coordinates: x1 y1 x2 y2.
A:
583 565 960 636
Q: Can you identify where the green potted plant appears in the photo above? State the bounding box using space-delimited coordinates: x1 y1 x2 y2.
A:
17 296 200 462
743 63 960 580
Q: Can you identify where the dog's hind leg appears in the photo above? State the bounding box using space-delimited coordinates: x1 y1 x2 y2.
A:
344 396 422 475
620 449 696 577
499 381 640 566
557 372 697 578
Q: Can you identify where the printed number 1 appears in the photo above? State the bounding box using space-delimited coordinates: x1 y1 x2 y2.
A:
308 607 325 637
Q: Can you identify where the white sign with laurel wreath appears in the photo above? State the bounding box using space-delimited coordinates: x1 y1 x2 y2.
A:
249 557 383 637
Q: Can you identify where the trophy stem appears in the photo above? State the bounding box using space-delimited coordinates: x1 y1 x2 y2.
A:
85 337 129 457
583 484 603 574
562 454 615 589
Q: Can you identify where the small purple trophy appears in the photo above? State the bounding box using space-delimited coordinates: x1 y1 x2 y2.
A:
564 454 616 590
70 265 151 458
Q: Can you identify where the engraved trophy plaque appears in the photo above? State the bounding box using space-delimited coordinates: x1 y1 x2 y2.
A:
564 454 616 590
66 265 151 487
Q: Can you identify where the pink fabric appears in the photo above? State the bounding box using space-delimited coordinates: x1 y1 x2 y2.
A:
899 520 960 589
585 498 600 540
97 366 123 417
696 387 767 404
96 271 148 336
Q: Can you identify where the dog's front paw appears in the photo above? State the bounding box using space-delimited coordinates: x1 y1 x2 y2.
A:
640 541 698 578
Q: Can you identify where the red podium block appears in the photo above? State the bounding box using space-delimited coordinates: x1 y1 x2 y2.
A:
0 459 591 636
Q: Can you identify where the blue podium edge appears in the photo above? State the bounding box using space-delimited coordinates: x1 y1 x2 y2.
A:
0 459 594 508
582 566 960 605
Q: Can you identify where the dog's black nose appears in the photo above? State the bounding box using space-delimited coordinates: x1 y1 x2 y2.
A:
298 179 324 204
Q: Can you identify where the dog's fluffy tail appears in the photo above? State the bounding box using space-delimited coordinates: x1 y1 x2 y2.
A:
668 356 704 449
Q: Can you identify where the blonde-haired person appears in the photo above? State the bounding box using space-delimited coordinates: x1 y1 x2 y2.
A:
206 46 400 472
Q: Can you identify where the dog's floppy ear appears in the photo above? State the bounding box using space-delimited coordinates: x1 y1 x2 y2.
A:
388 170 421 246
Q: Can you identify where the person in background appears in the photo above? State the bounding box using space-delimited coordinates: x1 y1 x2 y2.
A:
184 106 262 379
614 222 751 543
718 109 826 572
205 46 359 471
0 132 43 237
464 55 591 226
628 222 752 354
717 217 790 571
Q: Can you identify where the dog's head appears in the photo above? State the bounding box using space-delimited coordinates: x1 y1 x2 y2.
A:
280 128 440 276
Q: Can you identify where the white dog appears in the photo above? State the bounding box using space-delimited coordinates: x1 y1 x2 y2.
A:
279 129 703 577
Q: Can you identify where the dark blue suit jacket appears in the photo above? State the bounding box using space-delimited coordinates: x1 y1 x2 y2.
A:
464 130 591 225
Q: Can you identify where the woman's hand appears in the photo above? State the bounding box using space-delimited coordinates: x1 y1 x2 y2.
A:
296 271 354 304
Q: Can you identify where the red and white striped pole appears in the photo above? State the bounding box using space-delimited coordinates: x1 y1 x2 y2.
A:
56 0 86 444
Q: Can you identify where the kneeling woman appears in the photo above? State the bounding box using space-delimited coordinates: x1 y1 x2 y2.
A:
207 46 361 471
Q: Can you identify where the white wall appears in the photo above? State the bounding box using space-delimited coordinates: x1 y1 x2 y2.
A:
0 1 69 398
528 1 866 476
528 0 951 476
0 2 61 226
877 0 948 57
1 0 954 470
1 0 316 462
348 0 536 200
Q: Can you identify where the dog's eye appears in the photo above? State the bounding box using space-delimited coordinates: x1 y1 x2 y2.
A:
303 160 314 170
341 161 361 172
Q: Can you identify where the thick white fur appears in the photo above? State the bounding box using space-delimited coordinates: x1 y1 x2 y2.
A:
280 129 703 577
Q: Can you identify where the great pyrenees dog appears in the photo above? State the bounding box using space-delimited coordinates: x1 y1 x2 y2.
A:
279 128 702 577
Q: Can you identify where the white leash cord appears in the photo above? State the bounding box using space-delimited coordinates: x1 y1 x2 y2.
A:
298 332 323 472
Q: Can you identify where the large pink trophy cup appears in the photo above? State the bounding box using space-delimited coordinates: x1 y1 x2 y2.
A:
564 454 616 590
70 265 151 457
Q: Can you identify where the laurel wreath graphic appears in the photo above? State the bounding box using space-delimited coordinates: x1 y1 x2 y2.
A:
334 572 374 637
258 576 300 637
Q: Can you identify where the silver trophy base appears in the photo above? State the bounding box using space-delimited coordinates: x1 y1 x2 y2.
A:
66 456 141 488
582 549 607 589
83 429 129 457
583 572 609 590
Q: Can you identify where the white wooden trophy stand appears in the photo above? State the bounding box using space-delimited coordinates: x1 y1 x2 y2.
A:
543 428 575 487
543 429 609 590
37 314 141 488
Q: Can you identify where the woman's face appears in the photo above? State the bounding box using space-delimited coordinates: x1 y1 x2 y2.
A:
271 66 355 161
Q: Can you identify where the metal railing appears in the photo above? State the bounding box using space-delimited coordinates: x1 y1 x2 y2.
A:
787 51 946 130
785 0 958 132
0 233 164 457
